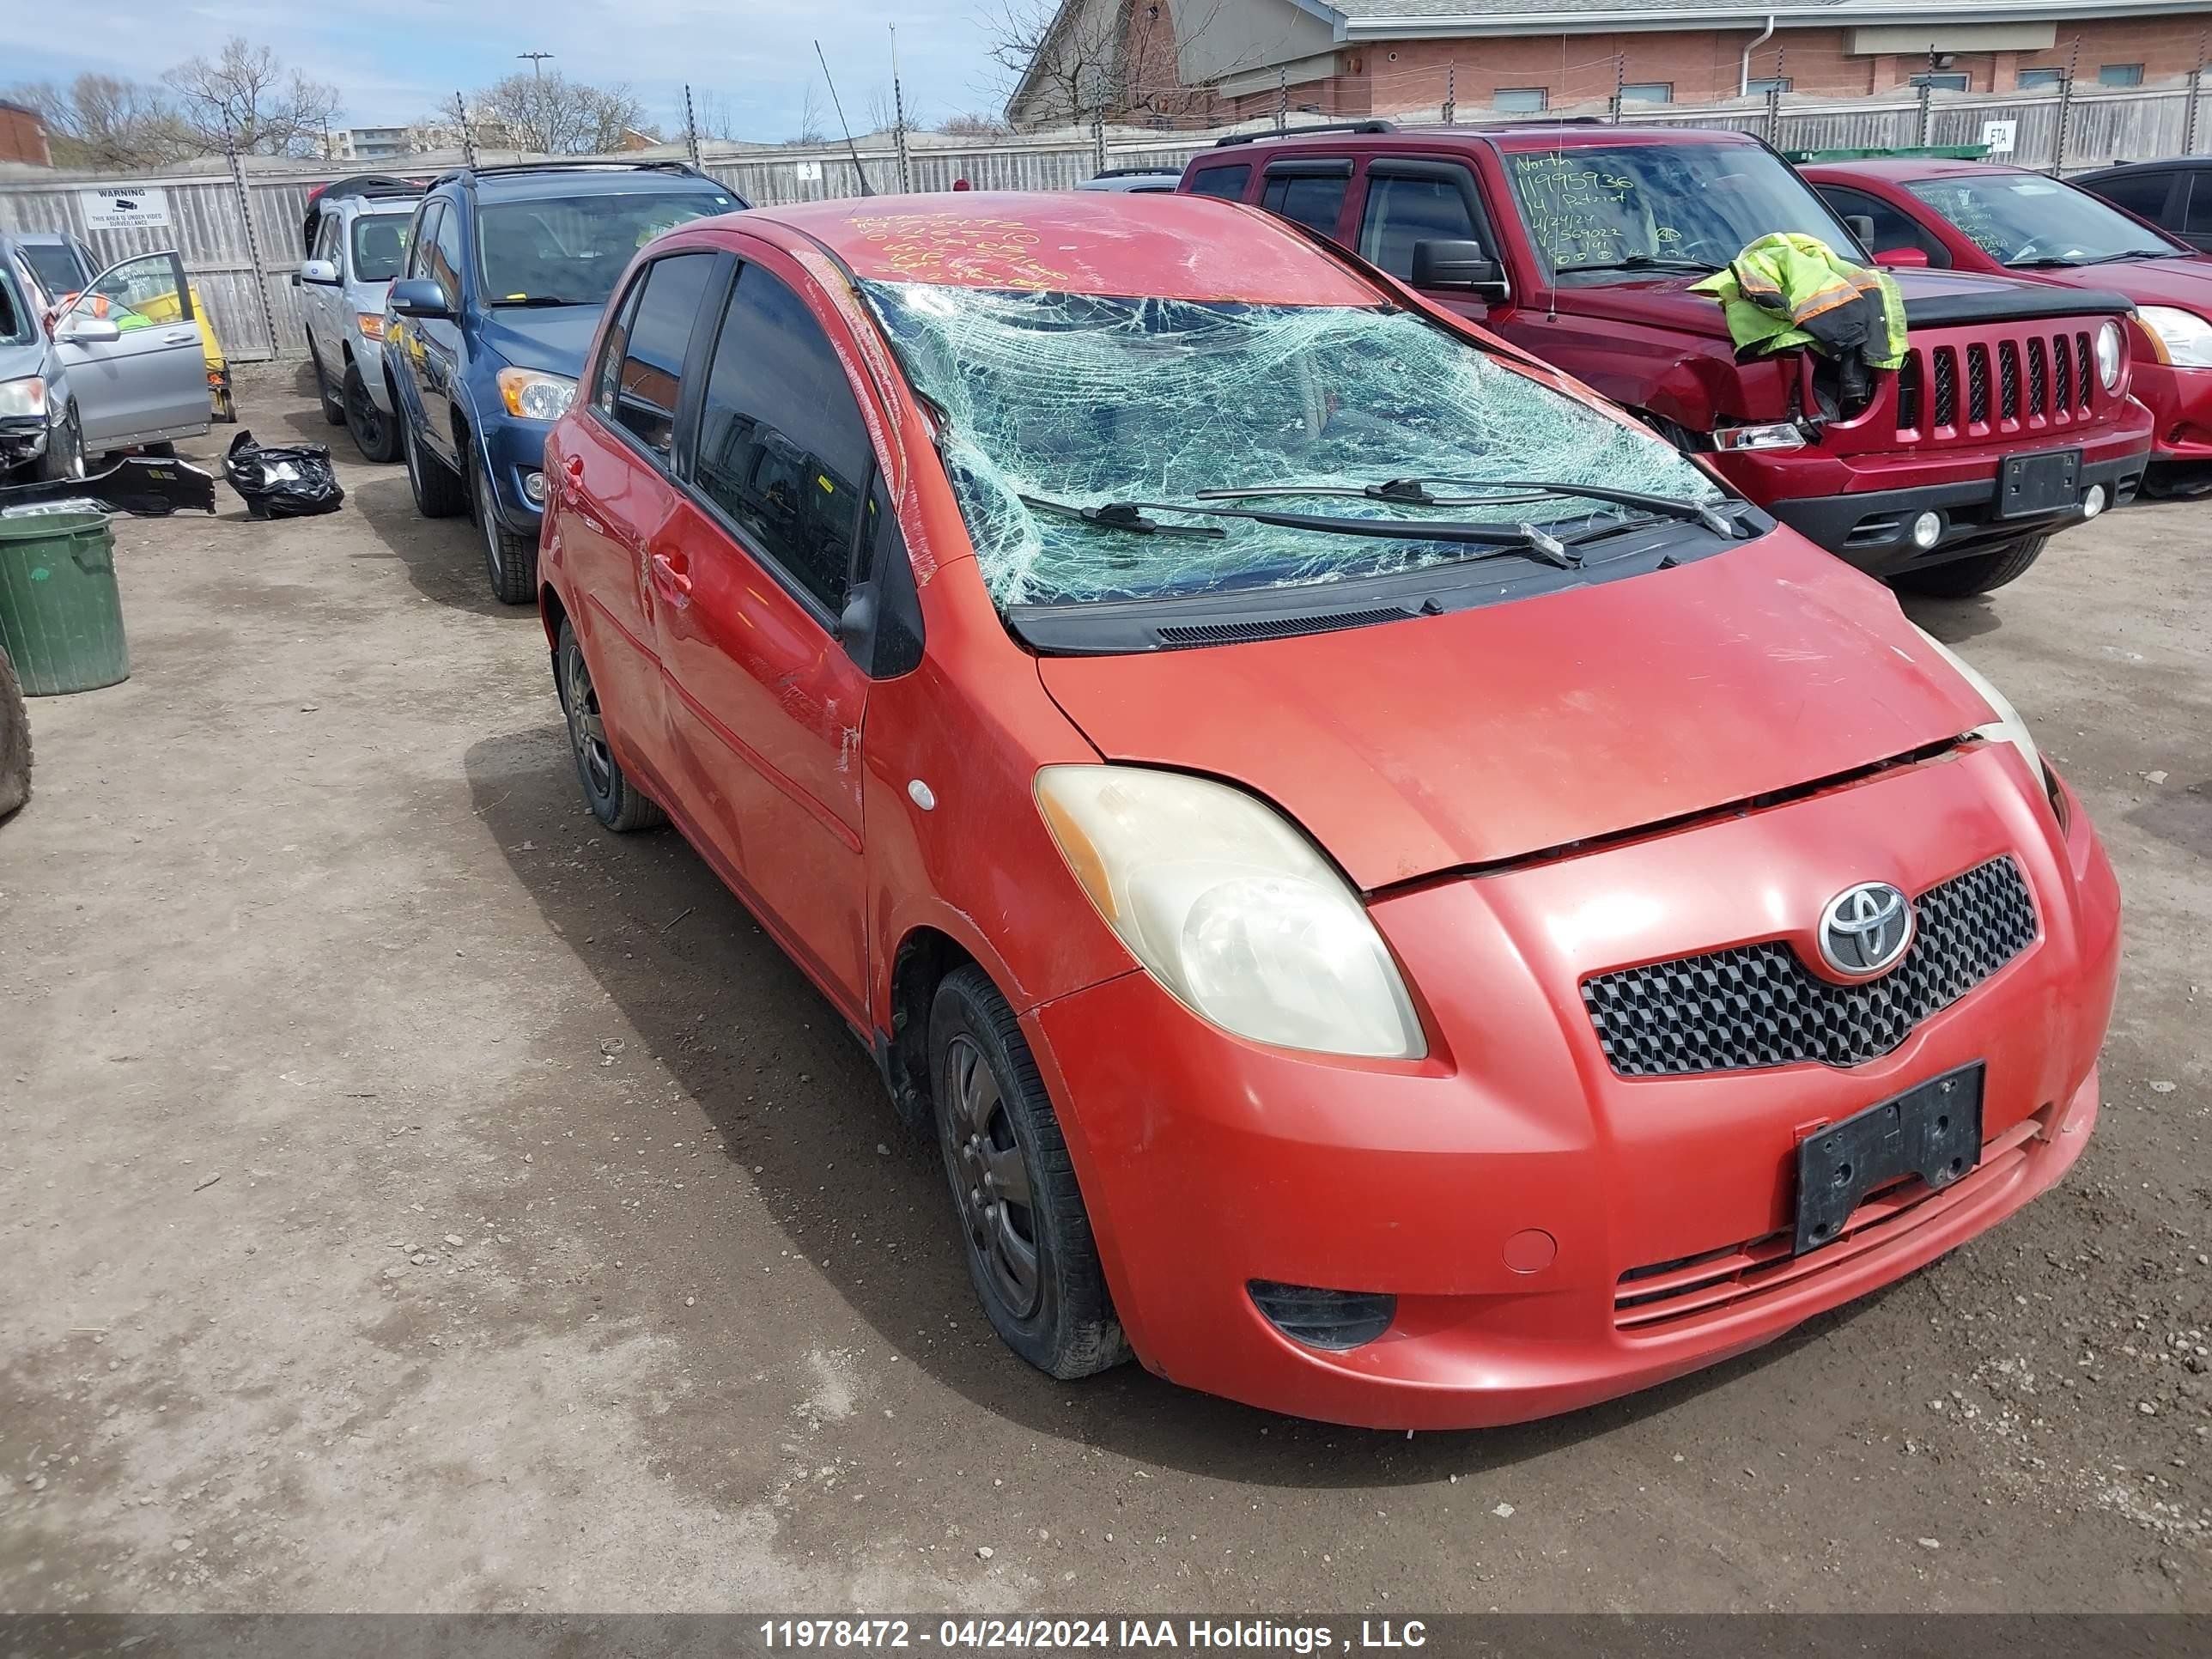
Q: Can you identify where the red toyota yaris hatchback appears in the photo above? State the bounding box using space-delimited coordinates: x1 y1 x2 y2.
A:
538 192 2118 1430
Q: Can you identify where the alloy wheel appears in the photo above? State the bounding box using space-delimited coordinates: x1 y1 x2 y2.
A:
346 377 385 453
562 641 614 802
943 1035 1042 1318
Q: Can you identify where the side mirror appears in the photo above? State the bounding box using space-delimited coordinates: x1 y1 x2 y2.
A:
1875 246 1931 269
1410 239 1507 299
59 316 123 345
1844 214 1878 246
388 278 452 319
836 581 879 664
299 258 341 286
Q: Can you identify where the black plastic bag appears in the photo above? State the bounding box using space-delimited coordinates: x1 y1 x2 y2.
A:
223 431 344 520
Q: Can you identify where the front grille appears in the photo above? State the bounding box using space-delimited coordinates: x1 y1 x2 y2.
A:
1581 857 2038 1077
2027 337 2050 415
1894 327 2100 443
1965 343 1990 425
1998 341 2021 419
2075 333 2095 409
1931 348 1957 427
1895 353 1922 430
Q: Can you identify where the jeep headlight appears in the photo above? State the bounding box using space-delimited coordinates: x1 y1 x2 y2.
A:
2095 318 2125 389
1036 766 1425 1059
495 367 577 422
2134 305 2212 368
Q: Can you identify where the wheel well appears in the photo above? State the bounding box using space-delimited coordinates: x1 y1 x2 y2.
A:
886 927 976 1136
538 580 569 653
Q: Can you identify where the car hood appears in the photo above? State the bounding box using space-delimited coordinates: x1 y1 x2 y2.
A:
2011 252 2212 310
0 337 47 385
1553 265 2123 341
475 306 602 378
1035 537 1996 890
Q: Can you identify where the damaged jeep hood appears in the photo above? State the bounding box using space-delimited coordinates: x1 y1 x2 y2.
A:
1036 538 1996 890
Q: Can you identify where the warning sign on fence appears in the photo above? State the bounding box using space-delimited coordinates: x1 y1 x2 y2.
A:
80 186 172 230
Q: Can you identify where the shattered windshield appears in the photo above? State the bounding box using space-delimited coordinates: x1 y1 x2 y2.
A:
1503 143 1857 282
860 282 1724 607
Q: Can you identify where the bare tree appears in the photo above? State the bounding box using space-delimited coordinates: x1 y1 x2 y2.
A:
983 1 1250 129
163 37 341 155
473 70 651 155
864 87 899 139
937 111 1014 138
5 74 193 169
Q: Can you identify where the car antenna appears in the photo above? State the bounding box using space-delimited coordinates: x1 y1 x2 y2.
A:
813 41 875 198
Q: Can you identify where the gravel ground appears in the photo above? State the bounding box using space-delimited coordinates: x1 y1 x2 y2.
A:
1 364 2206 1614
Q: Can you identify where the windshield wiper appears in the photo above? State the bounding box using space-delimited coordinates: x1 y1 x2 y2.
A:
1018 495 1225 538
2004 250 2167 269
1018 491 1581 568
1196 477 1747 538
490 295 594 307
1550 255 1714 276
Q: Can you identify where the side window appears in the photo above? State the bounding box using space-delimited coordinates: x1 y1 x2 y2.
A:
608 252 716 459
1359 172 1481 279
428 202 465 307
1819 186 1951 267
593 274 646 420
2184 175 2212 240
2094 170 2176 227
405 203 441 280
313 213 342 264
1187 163 1250 201
1261 168 1350 235
694 264 874 617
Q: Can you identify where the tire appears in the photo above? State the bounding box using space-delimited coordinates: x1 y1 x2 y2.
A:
34 404 84 483
0 644 29 822
1894 536 2049 598
343 362 401 463
475 450 537 605
308 342 346 425
929 965 1128 1381
402 416 467 519
555 621 664 831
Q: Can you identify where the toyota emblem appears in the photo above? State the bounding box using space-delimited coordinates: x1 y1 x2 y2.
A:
1819 882 1914 976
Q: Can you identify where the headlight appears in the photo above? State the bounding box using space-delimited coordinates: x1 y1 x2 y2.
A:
0 377 48 419
2133 304 2212 368
1913 626 2041 783
1711 422 1806 453
356 311 386 343
1035 766 1425 1059
2095 319 2124 389
495 367 577 422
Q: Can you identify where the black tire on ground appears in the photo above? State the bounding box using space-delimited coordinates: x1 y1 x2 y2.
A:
34 405 84 483
476 451 537 605
402 416 467 519
928 964 1129 1381
307 343 346 425
0 643 31 822
556 621 664 832
343 362 401 463
1894 536 2050 599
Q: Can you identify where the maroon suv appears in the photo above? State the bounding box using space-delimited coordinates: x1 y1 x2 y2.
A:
1181 121 2154 597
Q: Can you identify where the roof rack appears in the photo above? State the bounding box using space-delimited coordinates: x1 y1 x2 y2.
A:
1092 165 1184 178
428 159 709 189
313 173 425 203
1212 119 1397 148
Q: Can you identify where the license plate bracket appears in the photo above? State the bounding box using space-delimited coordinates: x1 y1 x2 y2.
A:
1996 447 2081 520
1794 1062 1984 1255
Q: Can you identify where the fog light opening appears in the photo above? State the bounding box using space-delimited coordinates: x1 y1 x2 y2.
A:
1248 1280 1397 1351
2081 483 2106 520
520 468 546 507
1910 510 1943 550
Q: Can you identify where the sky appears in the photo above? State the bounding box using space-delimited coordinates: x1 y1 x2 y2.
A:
9 0 1024 143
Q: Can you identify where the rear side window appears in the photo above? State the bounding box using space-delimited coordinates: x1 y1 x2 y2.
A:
1359 173 1480 279
1187 164 1250 201
2180 176 2212 238
351 216 410 282
1261 170 1349 235
608 252 716 459
313 213 342 263
693 264 872 616
428 203 465 307
2090 170 2173 224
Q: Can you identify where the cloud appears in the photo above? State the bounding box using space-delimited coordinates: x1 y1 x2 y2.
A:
7 0 1012 140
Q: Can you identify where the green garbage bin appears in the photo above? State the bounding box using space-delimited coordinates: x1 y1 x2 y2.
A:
0 511 130 696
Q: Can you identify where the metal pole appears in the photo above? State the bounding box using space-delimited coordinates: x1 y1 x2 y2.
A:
1766 51 1784 143
2054 40 2078 175
890 26 913 192
1443 64 1455 126
684 83 702 169
1276 68 1287 134
1611 53 1624 124
1918 50 1936 147
455 91 476 166
1091 104 1107 177
222 124 281 362
2189 34 2205 155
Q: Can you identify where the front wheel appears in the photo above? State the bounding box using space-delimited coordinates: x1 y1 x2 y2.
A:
556 621 663 832
1894 536 2049 598
476 453 537 605
930 965 1128 1381
343 362 401 463
35 405 84 483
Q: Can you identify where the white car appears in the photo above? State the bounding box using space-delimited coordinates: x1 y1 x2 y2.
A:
296 176 421 462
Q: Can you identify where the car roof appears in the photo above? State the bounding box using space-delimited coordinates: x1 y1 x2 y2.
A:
11 231 73 246
2076 156 2212 176
732 191 1383 305
1190 121 1758 161
441 165 728 204
1803 157 2024 183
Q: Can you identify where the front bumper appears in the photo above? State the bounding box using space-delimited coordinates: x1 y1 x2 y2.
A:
2130 360 2212 465
1765 449 2145 576
0 413 50 471
1024 748 2119 1430
477 416 550 538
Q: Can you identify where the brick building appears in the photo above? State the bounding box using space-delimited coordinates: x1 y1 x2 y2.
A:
1003 1 2212 127
0 100 53 168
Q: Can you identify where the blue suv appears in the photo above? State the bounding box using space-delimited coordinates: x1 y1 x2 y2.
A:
386 161 743 603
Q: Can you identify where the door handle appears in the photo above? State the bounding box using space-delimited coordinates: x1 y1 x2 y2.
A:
162 329 199 345
562 455 585 482
650 550 692 601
